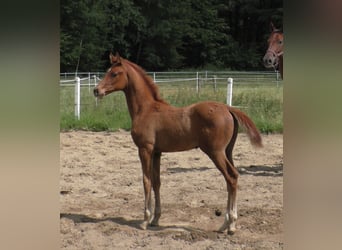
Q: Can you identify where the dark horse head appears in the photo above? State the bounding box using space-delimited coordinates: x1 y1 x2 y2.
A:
263 22 283 78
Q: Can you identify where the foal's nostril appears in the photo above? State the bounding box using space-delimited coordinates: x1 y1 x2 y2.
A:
93 88 99 97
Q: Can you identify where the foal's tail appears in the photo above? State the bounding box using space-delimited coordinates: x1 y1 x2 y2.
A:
228 106 263 148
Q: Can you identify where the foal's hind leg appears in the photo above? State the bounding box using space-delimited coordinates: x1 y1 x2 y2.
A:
218 112 239 234
151 152 161 226
209 151 239 235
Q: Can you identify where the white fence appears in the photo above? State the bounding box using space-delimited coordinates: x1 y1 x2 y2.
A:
60 75 101 119
60 71 281 119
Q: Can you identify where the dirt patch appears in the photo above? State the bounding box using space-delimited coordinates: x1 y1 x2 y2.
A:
60 130 283 249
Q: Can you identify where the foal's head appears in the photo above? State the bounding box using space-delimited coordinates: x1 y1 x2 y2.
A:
93 52 128 98
263 22 283 69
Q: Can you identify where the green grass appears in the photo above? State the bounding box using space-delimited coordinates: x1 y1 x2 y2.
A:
233 86 283 133
60 87 131 131
60 78 283 133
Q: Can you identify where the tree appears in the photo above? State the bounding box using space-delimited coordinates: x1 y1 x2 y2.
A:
218 0 283 69
60 0 283 72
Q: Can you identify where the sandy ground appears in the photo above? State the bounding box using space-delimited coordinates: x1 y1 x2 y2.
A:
60 130 283 249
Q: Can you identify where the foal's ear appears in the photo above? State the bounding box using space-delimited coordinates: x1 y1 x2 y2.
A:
109 52 121 64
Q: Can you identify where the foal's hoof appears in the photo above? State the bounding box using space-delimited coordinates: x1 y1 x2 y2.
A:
139 221 148 230
215 228 235 235
150 222 159 227
150 218 160 227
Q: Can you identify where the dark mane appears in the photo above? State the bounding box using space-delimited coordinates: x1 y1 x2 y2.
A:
123 59 167 104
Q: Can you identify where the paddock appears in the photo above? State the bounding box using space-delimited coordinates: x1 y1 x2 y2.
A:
60 130 283 249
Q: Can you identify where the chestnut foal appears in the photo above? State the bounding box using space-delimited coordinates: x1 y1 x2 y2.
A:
94 53 262 234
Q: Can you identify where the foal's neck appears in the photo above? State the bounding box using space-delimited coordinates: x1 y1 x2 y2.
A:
123 65 160 120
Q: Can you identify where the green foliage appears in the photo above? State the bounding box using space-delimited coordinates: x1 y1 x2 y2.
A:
60 0 145 72
60 0 283 71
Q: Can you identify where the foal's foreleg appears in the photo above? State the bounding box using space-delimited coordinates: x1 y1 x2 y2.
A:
138 147 153 230
151 152 161 226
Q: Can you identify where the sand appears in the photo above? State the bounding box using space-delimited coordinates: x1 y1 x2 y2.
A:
60 130 283 249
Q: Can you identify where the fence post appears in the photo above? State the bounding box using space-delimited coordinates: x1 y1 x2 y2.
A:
75 77 80 120
93 75 98 106
213 75 217 92
196 72 199 93
276 71 280 87
153 72 156 82
88 72 91 93
226 77 233 106
93 75 97 86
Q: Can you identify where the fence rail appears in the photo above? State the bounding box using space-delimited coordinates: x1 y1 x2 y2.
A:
60 70 281 83
60 70 282 119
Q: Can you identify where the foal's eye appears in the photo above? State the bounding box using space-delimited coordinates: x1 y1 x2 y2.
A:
111 72 117 78
278 40 283 45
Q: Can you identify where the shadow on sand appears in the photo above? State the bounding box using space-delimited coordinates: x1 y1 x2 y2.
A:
238 164 283 177
60 212 221 239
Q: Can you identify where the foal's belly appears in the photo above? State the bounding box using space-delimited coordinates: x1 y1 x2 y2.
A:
154 129 199 152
